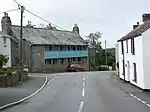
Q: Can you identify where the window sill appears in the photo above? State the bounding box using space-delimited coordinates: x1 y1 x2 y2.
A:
132 79 137 83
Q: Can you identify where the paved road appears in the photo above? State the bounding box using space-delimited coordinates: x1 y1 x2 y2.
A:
0 76 46 107
3 72 150 112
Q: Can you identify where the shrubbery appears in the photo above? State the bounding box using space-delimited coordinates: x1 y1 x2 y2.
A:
0 54 8 68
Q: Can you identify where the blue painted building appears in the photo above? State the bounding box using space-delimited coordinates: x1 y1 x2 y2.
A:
10 23 89 73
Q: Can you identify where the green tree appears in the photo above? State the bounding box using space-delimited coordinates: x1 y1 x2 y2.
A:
0 54 8 68
86 32 103 70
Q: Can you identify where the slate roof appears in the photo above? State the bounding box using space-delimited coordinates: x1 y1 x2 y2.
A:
118 20 150 42
0 31 18 43
11 25 87 46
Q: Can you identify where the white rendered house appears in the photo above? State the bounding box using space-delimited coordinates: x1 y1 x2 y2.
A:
0 31 18 67
117 13 150 90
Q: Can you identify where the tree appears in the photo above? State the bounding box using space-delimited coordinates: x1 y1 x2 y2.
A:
0 54 8 68
87 32 102 45
86 32 102 70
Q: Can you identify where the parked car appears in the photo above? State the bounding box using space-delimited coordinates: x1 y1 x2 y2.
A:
99 65 109 71
66 64 85 72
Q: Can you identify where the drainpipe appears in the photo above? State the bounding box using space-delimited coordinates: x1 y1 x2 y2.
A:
121 41 126 82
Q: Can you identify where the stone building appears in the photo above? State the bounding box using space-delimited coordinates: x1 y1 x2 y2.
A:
1 13 89 72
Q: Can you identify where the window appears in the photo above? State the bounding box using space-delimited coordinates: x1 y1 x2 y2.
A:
71 46 76 51
53 59 57 64
52 45 59 51
3 38 7 47
68 46 70 50
60 58 64 64
126 40 128 53
45 46 51 51
45 59 52 64
79 46 82 50
83 57 87 61
77 46 80 50
60 45 63 51
131 38 135 55
83 46 87 50
121 41 124 54
73 57 76 62
77 57 81 62
133 63 137 82
68 58 71 63
73 46 76 51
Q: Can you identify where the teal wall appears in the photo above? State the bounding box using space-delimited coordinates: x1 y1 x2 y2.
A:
44 50 88 59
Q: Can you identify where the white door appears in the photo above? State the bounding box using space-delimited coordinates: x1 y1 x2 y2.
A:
127 61 130 81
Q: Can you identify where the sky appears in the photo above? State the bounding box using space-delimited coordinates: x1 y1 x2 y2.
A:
0 0 150 48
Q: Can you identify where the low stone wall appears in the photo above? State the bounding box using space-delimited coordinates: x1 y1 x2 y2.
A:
19 71 28 82
0 71 28 87
32 62 89 73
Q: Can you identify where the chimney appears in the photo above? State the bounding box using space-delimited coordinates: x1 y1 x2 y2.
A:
133 22 140 29
1 12 12 35
142 13 150 22
73 24 79 34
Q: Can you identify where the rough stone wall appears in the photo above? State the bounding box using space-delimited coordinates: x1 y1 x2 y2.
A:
31 45 45 72
11 40 19 67
22 40 30 66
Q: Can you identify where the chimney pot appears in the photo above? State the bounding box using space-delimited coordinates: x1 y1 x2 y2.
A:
142 13 150 22
73 24 79 34
133 22 140 29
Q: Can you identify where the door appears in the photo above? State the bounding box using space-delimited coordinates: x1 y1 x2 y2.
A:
127 61 130 81
133 63 137 82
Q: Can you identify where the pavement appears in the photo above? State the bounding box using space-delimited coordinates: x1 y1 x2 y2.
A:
0 76 47 110
2 71 150 112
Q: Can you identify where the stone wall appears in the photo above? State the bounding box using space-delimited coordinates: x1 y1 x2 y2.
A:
32 61 89 73
31 45 45 72
0 71 28 87
22 39 30 66
0 73 19 87
11 40 19 67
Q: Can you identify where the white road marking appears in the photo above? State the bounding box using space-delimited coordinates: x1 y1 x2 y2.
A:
141 101 146 104
78 101 84 112
147 104 150 107
83 81 85 87
82 88 85 97
47 78 54 85
47 80 52 85
83 76 85 81
129 93 150 108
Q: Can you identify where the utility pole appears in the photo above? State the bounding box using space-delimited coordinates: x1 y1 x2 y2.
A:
20 6 25 66
105 40 107 66
93 36 96 67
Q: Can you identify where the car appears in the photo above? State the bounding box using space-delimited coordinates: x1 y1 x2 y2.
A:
99 65 109 71
66 64 85 72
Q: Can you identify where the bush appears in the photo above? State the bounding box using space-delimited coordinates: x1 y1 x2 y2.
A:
0 54 8 68
0 70 6 75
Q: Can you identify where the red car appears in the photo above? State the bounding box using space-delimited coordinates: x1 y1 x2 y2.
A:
66 64 85 72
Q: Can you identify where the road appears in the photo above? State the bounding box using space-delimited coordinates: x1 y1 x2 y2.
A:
3 72 150 112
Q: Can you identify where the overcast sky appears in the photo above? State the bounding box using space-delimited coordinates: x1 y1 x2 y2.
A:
0 0 150 48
